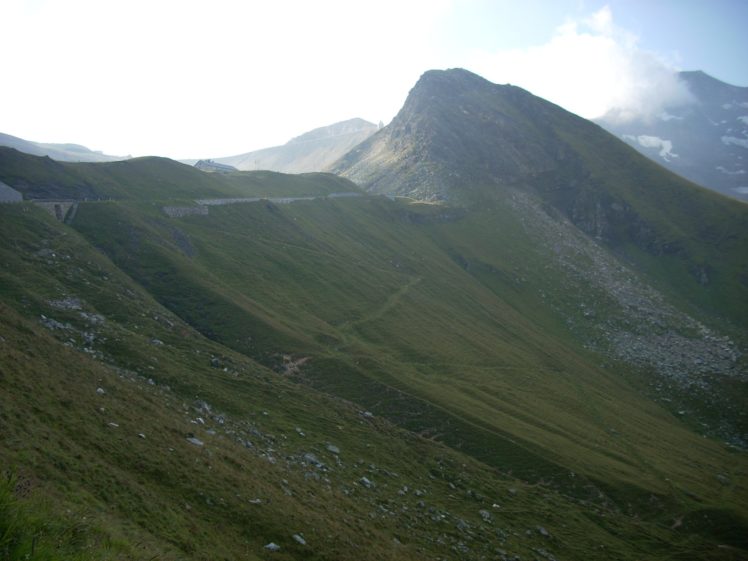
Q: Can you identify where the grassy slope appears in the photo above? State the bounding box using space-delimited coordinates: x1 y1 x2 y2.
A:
67 194 748 525
0 147 359 201
536 109 748 331
5 205 740 560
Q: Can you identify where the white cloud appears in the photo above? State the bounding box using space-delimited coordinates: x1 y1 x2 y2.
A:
722 136 748 149
467 6 695 123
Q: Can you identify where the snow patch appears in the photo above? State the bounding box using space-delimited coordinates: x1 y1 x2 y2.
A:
624 134 678 161
721 136 748 149
733 187 748 195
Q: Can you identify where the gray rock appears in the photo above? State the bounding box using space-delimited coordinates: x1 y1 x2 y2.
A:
264 542 280 552
326 444 341 454
456 518 470 531
537 525 551 537
96 387 106 395
479 509 492 522
49 297 82 310
360 476 374 489
186 437 204 447
303 452 325 468
292 534 307 545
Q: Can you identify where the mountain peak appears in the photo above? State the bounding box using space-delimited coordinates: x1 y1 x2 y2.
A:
331 68 565 200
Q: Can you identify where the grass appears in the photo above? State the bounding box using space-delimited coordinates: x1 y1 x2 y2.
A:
1 148 747 559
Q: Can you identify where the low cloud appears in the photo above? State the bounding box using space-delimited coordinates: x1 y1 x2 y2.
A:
469 6 695 123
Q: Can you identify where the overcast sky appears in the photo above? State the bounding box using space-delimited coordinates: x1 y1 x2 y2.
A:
2 0 746 159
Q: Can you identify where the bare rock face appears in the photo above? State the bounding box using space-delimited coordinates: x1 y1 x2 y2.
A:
331 69 565 201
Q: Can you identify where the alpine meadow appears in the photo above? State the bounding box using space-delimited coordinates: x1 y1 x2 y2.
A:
1 67 747 561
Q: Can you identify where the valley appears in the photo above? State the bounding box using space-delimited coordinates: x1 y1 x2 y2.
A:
1 68 748 561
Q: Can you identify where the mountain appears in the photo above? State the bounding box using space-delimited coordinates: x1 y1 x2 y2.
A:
332 69 748 323
211 118 378 173
2 70 748 560
0 131 129 162
596 71 748 201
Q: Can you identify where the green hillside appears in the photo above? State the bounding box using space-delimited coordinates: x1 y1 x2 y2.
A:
0 146 358 201
6 195 747 560
1 72 748 559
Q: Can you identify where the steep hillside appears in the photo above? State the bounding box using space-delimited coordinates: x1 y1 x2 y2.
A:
596 71 748 201
214 118 378 173
332 69 748 330
0 131 128 162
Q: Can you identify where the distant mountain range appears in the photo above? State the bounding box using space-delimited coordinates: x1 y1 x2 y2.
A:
203 118 378 173
596 71 748 201
0 131 129 163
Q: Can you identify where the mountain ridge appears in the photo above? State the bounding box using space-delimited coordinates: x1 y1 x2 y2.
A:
0 131 129 163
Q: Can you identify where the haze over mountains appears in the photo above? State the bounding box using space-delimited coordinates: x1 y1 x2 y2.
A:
0 131 129 163
1 67 747 560
596 71 748 201
208 118 378 173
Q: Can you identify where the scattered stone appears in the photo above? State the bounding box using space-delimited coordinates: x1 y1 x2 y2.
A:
40 315 71 331
303 452 325 468
292 534 307 545
360 476 375 489
96 387 106 395
150 338 164 346
108 422 119 428
186 437 204 447
537 526 551 538
264 542 280 552
248 498 262 504
138 433 146 439
49 297 82 310
326 444 340 454
80 312 105 325
479 509 492 522
295 427 306 437
716 473 731 485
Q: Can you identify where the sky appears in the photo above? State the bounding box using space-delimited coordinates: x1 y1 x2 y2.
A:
1 0 746 159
